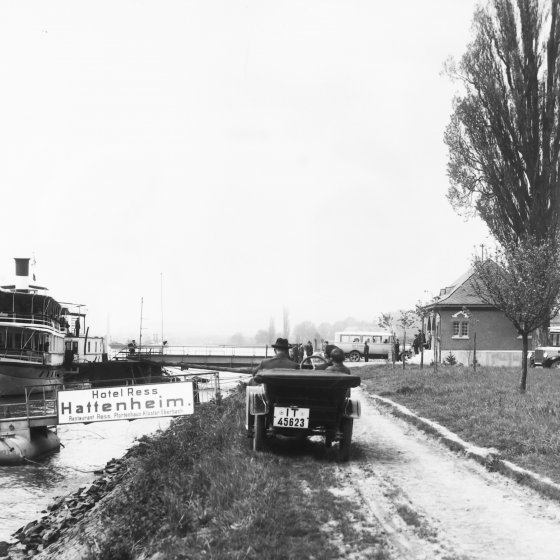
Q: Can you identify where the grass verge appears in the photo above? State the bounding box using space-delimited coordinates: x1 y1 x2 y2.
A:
84 385 389 560
360 364 560 484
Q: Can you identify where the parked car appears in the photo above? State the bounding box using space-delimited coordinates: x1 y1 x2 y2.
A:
533 326 560 368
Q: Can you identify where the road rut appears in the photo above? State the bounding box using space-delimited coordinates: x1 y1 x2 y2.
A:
336 388 560 559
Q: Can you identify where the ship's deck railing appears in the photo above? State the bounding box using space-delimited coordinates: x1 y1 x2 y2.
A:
0 349 46 363
0 312 65 332
0 386 58 422
114 345 271 360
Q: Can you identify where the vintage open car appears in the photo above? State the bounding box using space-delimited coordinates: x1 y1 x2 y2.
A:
245 357 361 461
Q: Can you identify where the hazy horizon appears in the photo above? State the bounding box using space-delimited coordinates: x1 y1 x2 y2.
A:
0 1 488 344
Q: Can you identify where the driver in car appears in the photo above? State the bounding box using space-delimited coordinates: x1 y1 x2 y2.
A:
252 337 299 375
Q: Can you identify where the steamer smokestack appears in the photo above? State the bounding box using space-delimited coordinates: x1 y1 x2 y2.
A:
14 258 30 291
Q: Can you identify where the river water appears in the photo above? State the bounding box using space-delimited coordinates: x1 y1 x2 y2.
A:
0 417 172 542
0 370 248 543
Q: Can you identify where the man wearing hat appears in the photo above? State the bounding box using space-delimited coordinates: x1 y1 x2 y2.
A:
196 337 298 379
253 337 299 373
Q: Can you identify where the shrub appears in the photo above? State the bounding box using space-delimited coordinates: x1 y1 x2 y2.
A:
444 352 458 366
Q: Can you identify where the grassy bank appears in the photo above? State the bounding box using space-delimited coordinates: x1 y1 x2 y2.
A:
80 386 388 560
360 364 560 483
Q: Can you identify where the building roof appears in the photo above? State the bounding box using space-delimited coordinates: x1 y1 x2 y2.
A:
426 266 494 309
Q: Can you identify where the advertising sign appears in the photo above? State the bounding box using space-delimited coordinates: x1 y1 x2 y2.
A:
58 382 194 425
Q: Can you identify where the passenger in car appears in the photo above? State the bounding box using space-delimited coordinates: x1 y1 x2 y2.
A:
326 348 351 374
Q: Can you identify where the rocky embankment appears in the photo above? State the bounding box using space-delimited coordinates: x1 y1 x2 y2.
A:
1 456 128 560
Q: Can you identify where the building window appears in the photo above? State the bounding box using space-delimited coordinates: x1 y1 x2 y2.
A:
452 321 469 339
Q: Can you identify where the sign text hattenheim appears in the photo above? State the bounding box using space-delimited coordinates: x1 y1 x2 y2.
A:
58 382 194 424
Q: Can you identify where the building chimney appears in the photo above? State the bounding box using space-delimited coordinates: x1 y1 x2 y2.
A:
14 258 30 291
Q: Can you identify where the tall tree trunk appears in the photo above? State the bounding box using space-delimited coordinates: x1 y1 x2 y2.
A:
520 333 529 392
473 331 477 373
402 332 406 371
420 317 424 370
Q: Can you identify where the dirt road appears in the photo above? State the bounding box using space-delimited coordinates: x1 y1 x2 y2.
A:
338 388 560 560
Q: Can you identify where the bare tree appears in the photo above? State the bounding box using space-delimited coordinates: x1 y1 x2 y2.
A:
268 316 276 343
282 307 290 339
292 321 320 345
228 332 247 346
378 312 397 366
445 0 560 246
473 235 560 391
254 329 269 345
378 312 395 333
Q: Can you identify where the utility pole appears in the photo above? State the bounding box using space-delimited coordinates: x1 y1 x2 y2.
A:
160 273 164 348
139 297 144 353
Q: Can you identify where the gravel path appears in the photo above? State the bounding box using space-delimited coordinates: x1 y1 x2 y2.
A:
338 388 560 560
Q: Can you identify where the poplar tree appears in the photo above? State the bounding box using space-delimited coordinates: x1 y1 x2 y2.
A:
445 0 560 245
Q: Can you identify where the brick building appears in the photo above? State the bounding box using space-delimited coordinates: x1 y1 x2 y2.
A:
425 269 523 367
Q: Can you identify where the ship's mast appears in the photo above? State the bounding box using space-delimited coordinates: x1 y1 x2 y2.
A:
139 297 144 353
160 272 164 347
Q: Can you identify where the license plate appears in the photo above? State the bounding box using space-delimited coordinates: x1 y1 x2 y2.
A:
273 407 310 428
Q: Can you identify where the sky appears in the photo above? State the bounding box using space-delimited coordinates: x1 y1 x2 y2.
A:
0 0 492 344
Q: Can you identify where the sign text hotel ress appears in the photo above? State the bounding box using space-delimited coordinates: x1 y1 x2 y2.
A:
58 382 194 424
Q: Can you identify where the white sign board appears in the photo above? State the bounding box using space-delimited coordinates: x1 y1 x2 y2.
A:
58 382 194 425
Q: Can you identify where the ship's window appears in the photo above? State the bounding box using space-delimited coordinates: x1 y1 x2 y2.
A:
95 341 98 352
88 341 91 353
6 333 12 349
0 332 3 348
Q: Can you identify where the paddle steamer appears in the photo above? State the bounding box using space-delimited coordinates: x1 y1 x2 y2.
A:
0 258 105 396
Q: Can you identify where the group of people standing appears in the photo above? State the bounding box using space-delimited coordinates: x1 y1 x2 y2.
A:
289 340 314 362
412 331 432 354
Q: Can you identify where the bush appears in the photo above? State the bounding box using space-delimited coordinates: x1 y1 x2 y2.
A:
444 352 458 366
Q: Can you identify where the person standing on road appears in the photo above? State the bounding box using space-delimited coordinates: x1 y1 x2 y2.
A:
305 340 313 357
413 334 420 355
364 340 369 362
324 341 338 361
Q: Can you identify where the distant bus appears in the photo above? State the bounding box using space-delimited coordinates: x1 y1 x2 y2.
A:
333 331 393 361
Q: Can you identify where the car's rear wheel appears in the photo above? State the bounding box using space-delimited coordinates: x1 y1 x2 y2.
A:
253 415 266 452
339 417 353 462
348 351 361 362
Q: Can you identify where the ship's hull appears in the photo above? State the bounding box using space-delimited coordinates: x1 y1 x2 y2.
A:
0 361 62 397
